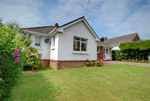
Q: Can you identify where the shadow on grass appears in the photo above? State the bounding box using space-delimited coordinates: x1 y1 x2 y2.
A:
8 72 60 101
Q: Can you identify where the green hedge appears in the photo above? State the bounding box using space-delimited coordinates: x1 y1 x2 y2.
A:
112 49 150 62
119 40 150 50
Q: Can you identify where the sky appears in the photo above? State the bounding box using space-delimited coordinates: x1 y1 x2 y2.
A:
0 0 150 40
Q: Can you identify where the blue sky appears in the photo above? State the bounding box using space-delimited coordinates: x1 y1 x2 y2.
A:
0 0 150 40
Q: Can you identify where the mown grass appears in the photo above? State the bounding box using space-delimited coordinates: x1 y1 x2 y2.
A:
9 64 150 101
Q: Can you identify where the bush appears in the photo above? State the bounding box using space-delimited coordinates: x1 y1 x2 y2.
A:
25 47 42 71
95 60 104 67
112 49 150 62
0 22 31 100
85 59 94 67
119 39 150 50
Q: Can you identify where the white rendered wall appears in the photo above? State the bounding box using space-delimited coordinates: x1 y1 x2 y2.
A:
58 21 97 60
111 45 121 50
30 35 50 59
50 34 59 60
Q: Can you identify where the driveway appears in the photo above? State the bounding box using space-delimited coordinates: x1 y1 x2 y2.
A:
103 61 150 67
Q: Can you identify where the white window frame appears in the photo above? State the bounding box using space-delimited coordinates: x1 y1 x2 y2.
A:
35 36 41 47
53 36 55 47
73 36 88 52
97 47 100 53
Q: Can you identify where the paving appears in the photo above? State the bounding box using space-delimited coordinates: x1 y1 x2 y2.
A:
103 61 150 67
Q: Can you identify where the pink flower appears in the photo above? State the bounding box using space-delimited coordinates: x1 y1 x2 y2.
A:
27 49 30 53
13 49 19 56
14 57 20 63
25 29 27 32
27 60 29 63
18 29 20 32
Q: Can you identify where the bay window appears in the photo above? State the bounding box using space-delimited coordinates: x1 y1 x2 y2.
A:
73 36 87 52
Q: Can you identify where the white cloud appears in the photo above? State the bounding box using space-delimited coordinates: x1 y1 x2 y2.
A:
0 0 44 27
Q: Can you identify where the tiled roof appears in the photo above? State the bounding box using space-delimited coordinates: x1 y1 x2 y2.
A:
22 26 55 34
101 32 139 45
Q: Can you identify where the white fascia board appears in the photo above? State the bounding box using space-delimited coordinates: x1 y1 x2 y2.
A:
82 19 99 39
26 30 48 37
95 38 100 42
48 28 57 36
60 18 100 41
57 28 63 33
60 18 83 30
49 30 57 37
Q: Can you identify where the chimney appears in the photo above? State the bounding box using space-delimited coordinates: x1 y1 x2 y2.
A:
54 23 59 28
104 37 107 41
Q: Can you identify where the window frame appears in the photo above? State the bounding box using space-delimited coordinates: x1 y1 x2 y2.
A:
35 36 41 47
97 47 100 53
73 36 88 52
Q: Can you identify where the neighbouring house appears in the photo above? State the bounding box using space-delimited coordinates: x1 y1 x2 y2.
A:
102 33 141 50
23 16 112 70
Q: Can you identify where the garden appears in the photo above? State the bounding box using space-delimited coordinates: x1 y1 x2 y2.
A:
0 21 150 101
112 40 150 63
8 64 150 101
0 22 49 100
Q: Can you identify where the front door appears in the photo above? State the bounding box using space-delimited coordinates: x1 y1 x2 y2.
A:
103 48 111 60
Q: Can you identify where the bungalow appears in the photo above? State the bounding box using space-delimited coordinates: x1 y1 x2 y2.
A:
102 33 141 50
23 16 112 70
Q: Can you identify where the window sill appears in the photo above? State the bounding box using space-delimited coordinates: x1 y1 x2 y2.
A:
35 47 42 50
51 47 55 50
72 51 89 55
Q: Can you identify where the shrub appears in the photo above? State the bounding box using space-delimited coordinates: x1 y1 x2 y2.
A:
25 47 42 71
95 60 104 67
85 59 94 67
0 22 31 100
119 39 150 50
112 49 150 62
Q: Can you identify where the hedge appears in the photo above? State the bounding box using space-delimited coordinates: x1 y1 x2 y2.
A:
119 39 150 50
112 49 150 62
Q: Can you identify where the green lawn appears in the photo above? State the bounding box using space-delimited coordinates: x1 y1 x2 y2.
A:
10 64 150 101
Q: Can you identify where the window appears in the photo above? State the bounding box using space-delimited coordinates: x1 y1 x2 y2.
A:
53 36 55 47
97 47 100 53
73 36 87 52
35 37 41 46
106 49 108 54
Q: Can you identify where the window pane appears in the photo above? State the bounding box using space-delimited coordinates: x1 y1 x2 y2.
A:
81 38 87 42
106 49 108 54
97 47 100 52
73 41 80 51
35 37 41 46
81 42 87 51
74 36 80 41
103 49 105 54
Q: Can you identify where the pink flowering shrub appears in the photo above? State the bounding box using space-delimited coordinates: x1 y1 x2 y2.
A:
0 22 32 100
13 49 19 56
25 47 42 71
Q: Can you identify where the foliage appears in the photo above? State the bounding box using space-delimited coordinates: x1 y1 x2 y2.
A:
0 22 32 100
95 60 104 66
25 47 42 71
100 37 104 42
119 39 150 50
85 59 94 67
112 49 150 62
